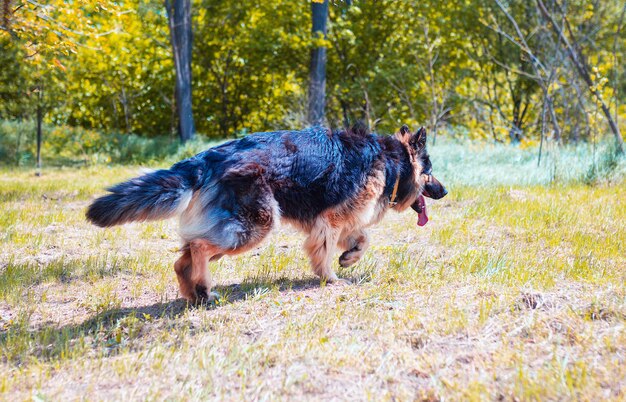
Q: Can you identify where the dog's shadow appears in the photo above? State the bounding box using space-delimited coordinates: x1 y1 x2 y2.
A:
0 277 325 363
213 276 323 303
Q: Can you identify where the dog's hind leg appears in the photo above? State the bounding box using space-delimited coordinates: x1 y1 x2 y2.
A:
175 241 223 303
174 247 194 301
304 218 346 283
337 229 369 268
190 240 223 302
176 164 279 300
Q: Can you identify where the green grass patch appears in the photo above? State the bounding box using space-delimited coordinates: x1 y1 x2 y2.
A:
0 146 624 400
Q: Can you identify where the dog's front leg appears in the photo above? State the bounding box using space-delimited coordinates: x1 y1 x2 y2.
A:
303 218 345 283
337 229 369 267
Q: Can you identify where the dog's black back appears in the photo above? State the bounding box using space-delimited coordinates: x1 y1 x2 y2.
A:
197 127 402 222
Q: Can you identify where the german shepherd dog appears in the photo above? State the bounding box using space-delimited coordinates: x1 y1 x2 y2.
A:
87 125 447 303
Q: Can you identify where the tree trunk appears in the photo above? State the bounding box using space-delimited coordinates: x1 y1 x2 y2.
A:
35 83 43 175
546 93 561 141
538 91 548 167
120 85 130 134
340 99 350 129
509 96 522 143
308 0 329 126
15 122 22 166
165 0 195 143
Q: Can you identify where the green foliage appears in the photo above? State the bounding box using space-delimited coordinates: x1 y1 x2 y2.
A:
325 1 472 133
60 1 176 135
192 0 309 137
1 0 625 143
0 119 218 166
0 36 26 118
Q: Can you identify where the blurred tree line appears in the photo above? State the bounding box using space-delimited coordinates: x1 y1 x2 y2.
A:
1 0 624 151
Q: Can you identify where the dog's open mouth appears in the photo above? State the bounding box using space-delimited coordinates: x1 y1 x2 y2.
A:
411 195 428 226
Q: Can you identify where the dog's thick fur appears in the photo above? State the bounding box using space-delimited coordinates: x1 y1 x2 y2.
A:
87 125 447 302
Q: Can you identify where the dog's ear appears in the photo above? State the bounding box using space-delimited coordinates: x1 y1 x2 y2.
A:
349 121 370 137
394 124 412 144
409 127 427 151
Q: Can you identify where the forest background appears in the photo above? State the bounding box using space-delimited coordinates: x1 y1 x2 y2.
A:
1 0 625 167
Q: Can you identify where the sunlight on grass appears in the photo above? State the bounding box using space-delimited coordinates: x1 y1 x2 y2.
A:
0 155 624 400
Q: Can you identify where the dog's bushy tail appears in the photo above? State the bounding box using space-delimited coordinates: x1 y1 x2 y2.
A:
86 162 200 227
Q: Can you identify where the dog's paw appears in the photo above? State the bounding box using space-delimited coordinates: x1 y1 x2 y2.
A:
193 284 220 304
326 276 352 286
339 250 361 268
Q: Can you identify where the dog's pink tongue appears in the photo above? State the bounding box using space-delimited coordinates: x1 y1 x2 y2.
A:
417 195 429 226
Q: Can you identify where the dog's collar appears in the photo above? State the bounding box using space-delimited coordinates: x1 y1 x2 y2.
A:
389 175 400 208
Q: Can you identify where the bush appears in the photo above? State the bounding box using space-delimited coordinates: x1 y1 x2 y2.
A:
0 120 220 167
582 142 625 185
0 120 37 166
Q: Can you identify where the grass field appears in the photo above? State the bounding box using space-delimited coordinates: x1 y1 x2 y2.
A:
0 142 625 400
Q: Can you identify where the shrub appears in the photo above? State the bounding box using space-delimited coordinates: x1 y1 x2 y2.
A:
0 120 219 167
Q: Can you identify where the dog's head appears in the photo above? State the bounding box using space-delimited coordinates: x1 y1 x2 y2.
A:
395 125 447 225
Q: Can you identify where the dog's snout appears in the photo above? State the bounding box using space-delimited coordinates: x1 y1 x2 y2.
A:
423 175 447 200
426 185 446 200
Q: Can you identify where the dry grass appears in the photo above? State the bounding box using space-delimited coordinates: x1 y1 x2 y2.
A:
0 165 625 401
